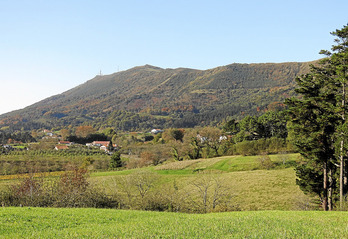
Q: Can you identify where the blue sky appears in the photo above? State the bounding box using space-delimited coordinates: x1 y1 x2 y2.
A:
1 0 347 115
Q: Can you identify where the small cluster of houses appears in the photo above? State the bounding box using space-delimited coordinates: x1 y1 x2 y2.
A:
55 140 116 153
86 141 116 152
52 128 168 152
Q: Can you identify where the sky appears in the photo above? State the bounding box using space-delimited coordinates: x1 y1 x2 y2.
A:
1 0 347 115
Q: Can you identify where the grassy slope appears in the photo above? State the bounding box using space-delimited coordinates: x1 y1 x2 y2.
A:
0 154 308 210
1 207 347 238
89 154 307 210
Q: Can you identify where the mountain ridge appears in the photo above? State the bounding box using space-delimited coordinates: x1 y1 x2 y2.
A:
0 61 315 131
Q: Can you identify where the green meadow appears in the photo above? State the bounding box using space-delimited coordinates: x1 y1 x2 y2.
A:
1 154 309 211
89 153 307 211
2 153 345 238
0 207 347 238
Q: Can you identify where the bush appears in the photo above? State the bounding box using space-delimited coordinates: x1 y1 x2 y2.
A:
235 140 257 155
0 167 116 208
234 137 287 156
258 154 275 170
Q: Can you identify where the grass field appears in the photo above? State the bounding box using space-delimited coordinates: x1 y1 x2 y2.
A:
0 207 347 238
0 154 344 238
0 154 310 211
88 154 308 211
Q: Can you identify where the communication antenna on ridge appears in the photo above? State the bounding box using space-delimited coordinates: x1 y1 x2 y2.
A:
99 70 102 76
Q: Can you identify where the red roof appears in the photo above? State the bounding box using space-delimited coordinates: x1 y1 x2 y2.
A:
59 141 71 144
55 145 69 150
92 141 110 147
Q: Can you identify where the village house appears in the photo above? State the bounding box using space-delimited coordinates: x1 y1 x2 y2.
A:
55 145 69 150
91 141 110 147
151 129 163 134
86 141 116 152
58 141 73 145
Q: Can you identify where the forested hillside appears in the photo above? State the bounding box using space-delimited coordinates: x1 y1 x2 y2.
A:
0 62 313 131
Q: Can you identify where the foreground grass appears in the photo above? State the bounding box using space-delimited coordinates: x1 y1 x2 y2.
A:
0 207 347 238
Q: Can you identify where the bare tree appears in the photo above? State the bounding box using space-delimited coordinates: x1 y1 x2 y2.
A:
114 170 158 209
132 171 157 199
189 174 234 213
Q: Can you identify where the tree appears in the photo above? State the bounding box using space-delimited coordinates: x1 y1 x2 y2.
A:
286 68 338 211
257 110 288 139
75 126 96 138
319 25 348 209
182 129 203 159
109 151 123 169
199 127 223 157
171 140 186 161
59 129 70 140
222 119 238 134
286 25 348 210
108 140 114 152
189 175 233 213
162 128 185 142
234 116 259 142
102 128 116 138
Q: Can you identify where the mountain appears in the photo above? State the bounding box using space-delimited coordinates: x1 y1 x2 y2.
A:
0 62 314 132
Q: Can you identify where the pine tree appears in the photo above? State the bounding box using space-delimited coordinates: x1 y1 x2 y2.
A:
319 24 348 209
109 151 122 169
286 71 338 210
286 24 348 210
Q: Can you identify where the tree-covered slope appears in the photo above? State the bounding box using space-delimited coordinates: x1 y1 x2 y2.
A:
0 62 314 131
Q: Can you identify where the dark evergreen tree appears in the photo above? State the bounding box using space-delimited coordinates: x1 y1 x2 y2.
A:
257 110 288 139
319 24 348 209
286 72 338 210
222 119 239 134
109 151 122 169
286 24 348 210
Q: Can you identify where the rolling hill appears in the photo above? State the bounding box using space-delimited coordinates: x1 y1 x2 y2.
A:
0 62 314 131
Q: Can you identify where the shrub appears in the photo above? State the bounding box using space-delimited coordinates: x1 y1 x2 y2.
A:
235 140 257 155
0 167 116 208
258 154 275 170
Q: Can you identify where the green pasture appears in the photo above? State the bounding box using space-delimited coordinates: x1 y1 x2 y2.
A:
153 153 299 173
88 154 307 211
90 167 306 211
0 207 347 238
0 153 309 211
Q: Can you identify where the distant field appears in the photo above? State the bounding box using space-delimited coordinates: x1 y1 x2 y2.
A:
154 153 299 173
0 153 110 176
0 207 347 238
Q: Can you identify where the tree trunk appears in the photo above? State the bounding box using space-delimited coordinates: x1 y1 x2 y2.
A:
323 161 328 211
345 158 348 205
340 140 344 209
328 167 333 211
340 82 345 209
345 68 348 204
